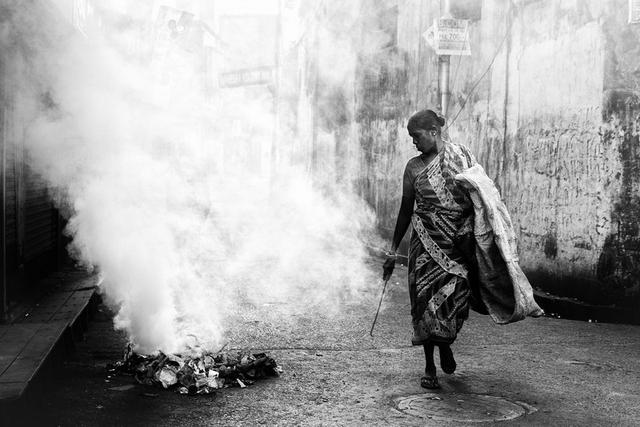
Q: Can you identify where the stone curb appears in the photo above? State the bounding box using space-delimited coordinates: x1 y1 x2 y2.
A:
0 273 100 424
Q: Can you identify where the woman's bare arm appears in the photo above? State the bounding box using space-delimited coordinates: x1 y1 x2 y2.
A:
382 160 416 280
390 193 414 253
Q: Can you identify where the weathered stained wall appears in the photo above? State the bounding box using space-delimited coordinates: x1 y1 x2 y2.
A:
0 1 66 317
297 0 640 311
377 0 640 309
294 1 362 189
596 0 640 306
354 0 442 242
451 1 622 304
446 0 640 308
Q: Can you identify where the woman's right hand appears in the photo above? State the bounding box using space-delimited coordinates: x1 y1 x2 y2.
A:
382 253 396 281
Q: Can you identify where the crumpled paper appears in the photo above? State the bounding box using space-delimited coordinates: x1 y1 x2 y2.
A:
107 345 282 395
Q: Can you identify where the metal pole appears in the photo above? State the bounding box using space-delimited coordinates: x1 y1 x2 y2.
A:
442 0 451 17
438 0 452 117
438 55 450 116
415 0 424 103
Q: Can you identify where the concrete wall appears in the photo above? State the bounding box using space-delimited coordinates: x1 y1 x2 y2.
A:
354 0 441 242
597 0 640 307
436 0 640 308
296 0 640 310
451 0 617 304
448 0 640 308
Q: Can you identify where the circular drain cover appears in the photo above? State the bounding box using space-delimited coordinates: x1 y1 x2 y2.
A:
395 393 532 423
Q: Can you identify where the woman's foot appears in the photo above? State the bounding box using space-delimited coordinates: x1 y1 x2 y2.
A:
420 374 440 389
421 367 440 389
439 344 456 374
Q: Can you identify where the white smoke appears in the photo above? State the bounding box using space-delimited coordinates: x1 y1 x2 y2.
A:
4 0 378 354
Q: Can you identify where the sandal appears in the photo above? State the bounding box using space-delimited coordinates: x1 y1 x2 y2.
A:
439 345 456 374
420 375 441 389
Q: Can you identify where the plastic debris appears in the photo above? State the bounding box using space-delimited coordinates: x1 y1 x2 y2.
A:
156 366 178 388
107 344 282 396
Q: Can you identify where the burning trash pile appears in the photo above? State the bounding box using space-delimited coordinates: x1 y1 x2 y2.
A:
108 345 282 395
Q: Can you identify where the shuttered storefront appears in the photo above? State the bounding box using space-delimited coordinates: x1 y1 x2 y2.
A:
2 87 20 304
23 166 58 271
0 2 65 320
1 80 60 312
4 127 18 300
2 118 60 303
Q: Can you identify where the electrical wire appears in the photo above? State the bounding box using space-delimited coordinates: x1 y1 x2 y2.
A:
444 14 514 131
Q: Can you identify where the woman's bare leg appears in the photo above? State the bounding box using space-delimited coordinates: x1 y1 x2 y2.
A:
439 343 457 374
424 342 436 374
421 342 440 388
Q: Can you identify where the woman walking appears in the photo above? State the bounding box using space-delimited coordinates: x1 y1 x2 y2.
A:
383 109 542 389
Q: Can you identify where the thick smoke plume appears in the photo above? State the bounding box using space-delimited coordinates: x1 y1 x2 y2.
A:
2 0 378 354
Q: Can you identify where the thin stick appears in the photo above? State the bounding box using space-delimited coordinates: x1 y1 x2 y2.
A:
370 278 390 337
216 342 229 354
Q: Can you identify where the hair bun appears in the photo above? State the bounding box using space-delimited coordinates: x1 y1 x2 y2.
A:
407 109 446 132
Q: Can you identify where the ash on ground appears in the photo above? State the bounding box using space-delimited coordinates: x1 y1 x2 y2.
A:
107 345 282 395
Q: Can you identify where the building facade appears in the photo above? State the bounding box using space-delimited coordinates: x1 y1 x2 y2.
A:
0 1 79 321
296 0 640 316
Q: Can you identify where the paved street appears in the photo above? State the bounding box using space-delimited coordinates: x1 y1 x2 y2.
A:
26 263 640 426
2 2 640 426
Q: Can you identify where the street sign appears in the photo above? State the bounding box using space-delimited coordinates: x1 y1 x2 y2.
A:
218 67 273 88
422 23 436 50
428 18 471 56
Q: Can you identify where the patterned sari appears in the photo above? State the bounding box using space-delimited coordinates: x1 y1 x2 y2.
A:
406 142 476 345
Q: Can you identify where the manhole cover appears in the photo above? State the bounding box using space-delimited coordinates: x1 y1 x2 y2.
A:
395 393 534 423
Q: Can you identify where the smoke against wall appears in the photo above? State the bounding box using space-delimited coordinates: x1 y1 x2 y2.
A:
2 0 378 354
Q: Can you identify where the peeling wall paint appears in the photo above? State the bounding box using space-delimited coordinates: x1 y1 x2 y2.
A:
596 2 640 307
299 0 640 310
451 0 640 308
453 1 637 306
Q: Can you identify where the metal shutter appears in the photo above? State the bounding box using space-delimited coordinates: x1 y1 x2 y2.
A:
4 134 17 270
23 166 57 263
